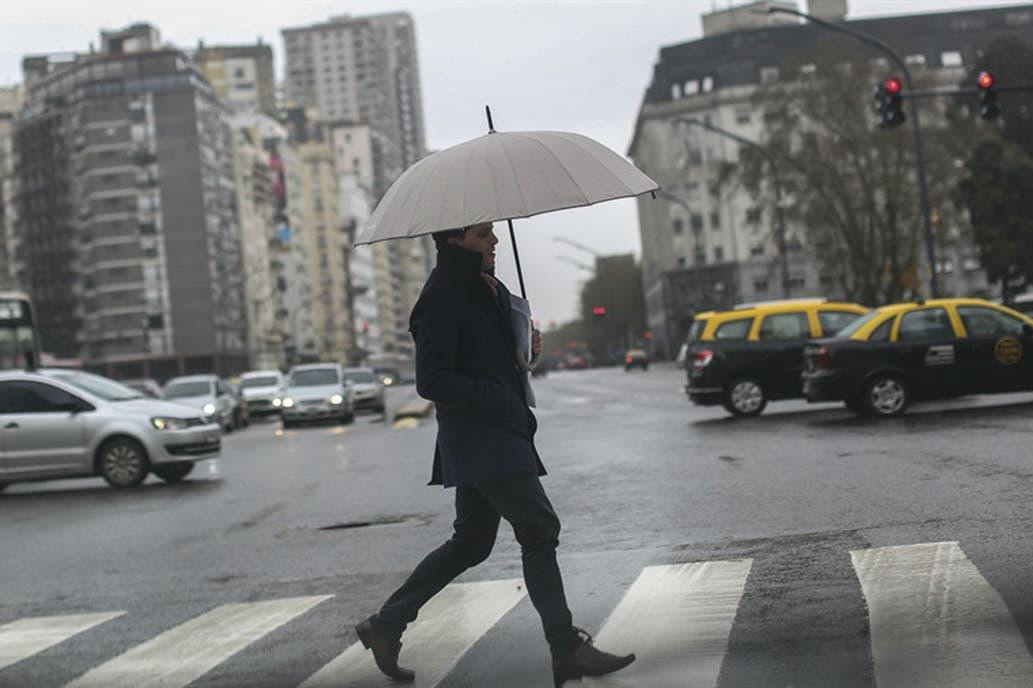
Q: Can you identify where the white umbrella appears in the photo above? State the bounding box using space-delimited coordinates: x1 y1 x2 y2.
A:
354 107 659 299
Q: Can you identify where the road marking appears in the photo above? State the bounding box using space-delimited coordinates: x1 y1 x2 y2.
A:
851 541 1033 687
0 612 124 671
64 595 331 688
393 417 420 429
583 560 753 687
299 579 525 688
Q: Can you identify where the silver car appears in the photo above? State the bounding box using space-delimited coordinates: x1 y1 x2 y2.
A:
239 369 286 418
0 369 220 491
281 363 354 427
162 374 236 432
344 367 386 414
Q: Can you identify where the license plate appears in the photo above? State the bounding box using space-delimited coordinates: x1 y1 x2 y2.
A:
205 433 219 443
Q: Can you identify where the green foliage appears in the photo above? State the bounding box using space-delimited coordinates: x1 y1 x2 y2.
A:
956 138 1033 299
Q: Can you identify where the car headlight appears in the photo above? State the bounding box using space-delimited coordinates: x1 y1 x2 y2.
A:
202 402 216 415
329 394 343 405
151 417 189 431
383 377 393 386
272 397 282 407
282 397 295 408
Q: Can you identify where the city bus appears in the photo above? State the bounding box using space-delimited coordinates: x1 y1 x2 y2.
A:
0 291 41 370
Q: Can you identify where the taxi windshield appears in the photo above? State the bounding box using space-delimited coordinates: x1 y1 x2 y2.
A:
834 309 887 338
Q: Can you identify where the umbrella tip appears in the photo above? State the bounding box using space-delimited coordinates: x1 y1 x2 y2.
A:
485 105 495 133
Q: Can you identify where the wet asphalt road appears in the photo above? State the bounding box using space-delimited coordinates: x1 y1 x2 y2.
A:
2 364 1033 687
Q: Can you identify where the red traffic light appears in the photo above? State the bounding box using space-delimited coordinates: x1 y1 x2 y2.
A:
978 71 995 90
884 77 903 95
592 306 607 316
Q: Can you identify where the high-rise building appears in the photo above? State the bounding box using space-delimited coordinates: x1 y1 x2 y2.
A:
0 86 23 291
628 1 1026 357
281 12 426 196
282 11 432 374
194 42 277 117
14 24 247 378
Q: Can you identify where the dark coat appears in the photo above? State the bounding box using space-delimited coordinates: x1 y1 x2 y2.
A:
410 242 546 487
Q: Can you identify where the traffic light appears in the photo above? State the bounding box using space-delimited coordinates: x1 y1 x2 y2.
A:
874 76 906 129
592 306 607 317
977 70 999 121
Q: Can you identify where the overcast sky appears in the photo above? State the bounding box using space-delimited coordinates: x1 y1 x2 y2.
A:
2 0 1023 327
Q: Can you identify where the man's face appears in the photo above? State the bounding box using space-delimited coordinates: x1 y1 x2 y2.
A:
450 223 499 272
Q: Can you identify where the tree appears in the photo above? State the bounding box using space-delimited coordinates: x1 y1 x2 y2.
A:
956 138 1033 303
577 254 646 361
738 43 959 305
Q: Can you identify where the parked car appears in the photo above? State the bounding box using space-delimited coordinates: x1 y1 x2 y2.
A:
803 298 1033 417
281 363 355 427
0 369 220 491
343 367 386 414
686 298 870 416
121 378 163 399
624 348 649 371
162 374 236 432
239 370 286 418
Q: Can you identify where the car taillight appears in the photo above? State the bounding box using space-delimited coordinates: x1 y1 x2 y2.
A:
693 350 714 369
812 345 832 369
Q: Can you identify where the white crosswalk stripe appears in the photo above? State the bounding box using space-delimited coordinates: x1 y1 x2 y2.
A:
63 595 331 688
298 579 525 688
0 612 124 672
583 560 753 688
852 541 1033 688
6 543 1033 687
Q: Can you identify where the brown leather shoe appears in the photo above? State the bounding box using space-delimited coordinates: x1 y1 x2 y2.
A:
552 628 635 687
354 619 415 682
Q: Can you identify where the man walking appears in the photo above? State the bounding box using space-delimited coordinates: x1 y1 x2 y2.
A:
355 223 635 686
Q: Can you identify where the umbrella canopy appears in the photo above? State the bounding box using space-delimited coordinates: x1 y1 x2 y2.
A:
354 129 658 246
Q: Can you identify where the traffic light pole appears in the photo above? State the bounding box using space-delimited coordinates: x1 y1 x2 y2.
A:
766 7 940 299
672 118 792 298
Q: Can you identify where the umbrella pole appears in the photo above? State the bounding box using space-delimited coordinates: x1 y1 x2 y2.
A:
507 219 527 299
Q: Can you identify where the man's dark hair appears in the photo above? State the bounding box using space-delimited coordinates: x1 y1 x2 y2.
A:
432 227 467 249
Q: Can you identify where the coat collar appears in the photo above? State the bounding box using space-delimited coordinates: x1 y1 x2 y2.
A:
436 242 491 285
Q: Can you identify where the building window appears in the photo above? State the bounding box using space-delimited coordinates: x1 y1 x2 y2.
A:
672 219 684 235
713 246 724 261
735 109 751 125
788 276 806 289
684 79 700 96
750 244 764 257
941 51 963 67
694 248 706 265
746 207 762 224
702 76 714 92
671 83 682 100
710 211 720 229
753 279 769 293
690 214 704 232
677 257 686 267
760 66 779 84
906 54 927 67
800 63 817 77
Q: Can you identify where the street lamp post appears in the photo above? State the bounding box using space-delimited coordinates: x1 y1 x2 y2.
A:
672 117 791 298
764 6 939 298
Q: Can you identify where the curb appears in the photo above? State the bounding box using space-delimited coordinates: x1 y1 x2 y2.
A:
393 397 434 420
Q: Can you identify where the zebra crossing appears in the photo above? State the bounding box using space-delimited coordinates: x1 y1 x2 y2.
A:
1 541 1031 687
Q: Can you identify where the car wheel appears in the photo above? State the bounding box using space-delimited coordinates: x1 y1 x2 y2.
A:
340 412 355 425
97 437 149 488
152 462 194 483
722 378 767 417
864 374 909 418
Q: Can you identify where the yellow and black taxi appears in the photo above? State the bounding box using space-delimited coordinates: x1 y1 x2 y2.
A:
686 299 870 416
802 298 1033 417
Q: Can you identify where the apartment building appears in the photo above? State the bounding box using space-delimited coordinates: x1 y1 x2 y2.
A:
15 24 247 377
194 42 277 117
0 87 22 291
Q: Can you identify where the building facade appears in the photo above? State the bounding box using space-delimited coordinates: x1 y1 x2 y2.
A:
194 42 277 117
629 0 1031 357
14 25 248 378
0 87 22 291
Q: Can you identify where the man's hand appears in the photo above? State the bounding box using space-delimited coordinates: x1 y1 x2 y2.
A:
532 328 542 358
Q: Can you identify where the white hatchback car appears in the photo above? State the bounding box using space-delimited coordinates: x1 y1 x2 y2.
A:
0 369 221 491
